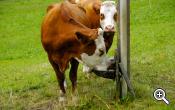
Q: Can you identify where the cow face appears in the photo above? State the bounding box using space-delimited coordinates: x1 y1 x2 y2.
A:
75 28 106 56
76 28 109 71
100 1 117 33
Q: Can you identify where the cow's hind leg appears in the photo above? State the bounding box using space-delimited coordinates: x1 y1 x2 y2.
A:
69 58 79 103
48 56 67 103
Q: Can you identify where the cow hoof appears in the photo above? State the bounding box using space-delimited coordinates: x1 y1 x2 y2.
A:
59 96 67 106
59 96 66 102
59 91 67 106
71 95 78 105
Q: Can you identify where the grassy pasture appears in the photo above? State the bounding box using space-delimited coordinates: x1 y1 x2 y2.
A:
0 0 175 109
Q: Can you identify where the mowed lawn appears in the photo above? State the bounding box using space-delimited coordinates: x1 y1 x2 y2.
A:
0 0 175 109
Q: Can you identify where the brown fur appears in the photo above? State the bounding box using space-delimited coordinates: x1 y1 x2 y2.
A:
77 0 101 28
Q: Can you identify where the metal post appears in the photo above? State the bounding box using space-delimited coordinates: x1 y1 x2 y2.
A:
118 0 130 98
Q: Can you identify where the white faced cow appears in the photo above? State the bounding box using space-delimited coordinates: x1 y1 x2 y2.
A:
100 1 117 33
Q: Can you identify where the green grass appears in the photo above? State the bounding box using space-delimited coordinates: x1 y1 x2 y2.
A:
0 0 175 109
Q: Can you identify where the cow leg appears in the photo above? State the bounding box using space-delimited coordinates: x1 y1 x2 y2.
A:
69 58 79 103
69 58 79 93
48 56 66 103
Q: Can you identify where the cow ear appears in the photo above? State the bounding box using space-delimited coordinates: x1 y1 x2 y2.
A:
60 4 71 22
116 5 119 21
75 32 90 44
47 4 54 12
114 12 118 21
93 2 101 14
78 4 86 13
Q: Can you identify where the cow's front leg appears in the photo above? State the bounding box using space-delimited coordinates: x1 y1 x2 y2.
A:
69 58 79 104
57 73 66 103
48 56 67 104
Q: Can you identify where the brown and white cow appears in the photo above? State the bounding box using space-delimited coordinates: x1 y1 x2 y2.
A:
41 1 109 102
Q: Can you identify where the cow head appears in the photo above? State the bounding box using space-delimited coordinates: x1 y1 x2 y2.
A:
100 1 118 33
75 28 109 71
75 28 106 57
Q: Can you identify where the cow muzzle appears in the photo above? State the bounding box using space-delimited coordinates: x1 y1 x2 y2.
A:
104 25 115 32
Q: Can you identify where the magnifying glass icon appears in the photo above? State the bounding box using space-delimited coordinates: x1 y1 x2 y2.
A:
153 88 170 105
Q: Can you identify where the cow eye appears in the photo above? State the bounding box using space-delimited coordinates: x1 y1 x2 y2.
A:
100 13 105 20
87 40 95 46
114 13 117 21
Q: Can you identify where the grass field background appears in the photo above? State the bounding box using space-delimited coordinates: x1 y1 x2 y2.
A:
0 0 175 109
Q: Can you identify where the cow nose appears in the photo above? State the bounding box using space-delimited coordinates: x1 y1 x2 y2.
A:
105 25 115 32
99 48 105 56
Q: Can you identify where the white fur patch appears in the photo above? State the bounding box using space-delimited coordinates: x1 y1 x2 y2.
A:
75 28 109 71
100 1 117 31
64 80 67 89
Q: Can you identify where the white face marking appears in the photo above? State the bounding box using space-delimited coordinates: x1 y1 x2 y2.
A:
100 1 117 32
75 28 109 71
